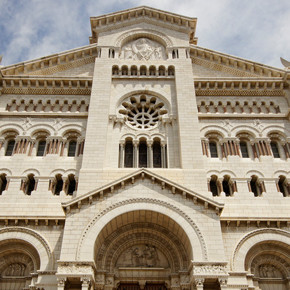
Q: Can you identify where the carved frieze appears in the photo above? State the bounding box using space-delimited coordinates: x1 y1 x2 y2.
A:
121 38 166 60
192 263 228 278
57 262 94 276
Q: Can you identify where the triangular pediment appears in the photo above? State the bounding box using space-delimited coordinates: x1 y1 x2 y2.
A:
191 45 285 78
62 169 224 214
90 6 198 45
1 44 98 77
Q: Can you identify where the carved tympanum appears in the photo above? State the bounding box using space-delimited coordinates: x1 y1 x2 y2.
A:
4 263 26 276
116 244 169 268
259 264 283 278
121 38 166 60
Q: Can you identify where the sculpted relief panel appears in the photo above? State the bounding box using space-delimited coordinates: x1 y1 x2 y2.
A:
258 264 283 278
116 244 169 268
120 38 166 60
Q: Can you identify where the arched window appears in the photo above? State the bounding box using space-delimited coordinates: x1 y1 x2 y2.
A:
209 142 218 158
249 175 264 197
139 140 148 167
112 65 119 75
52 174 63 195
159 66 165 76
0 174 7 194
277 175 288 197
240 141 249 158
66 174 76 195
24 174 36 195
149 66 156 76
140 66 147 76
222 175 233 196
168 66 175 76
131 66 137 76
36 140 46 156
124 140 134 168
121 65 128 76
68 140 77 157
153 140 162 168
209 175 220 196
5 140 15 156
270 141 280 158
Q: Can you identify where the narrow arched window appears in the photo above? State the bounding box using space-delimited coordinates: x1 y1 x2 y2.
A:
278 176 288 197
240 141 249 158
53 174 63 195
0 174 7 194
124 140 133 168
270 141 280 158
140 66 147 76
66 174 76 195
68 141 77 157
210 176 219 196
222 177 231 196
36 140 46 156
25 174 36 195
131 66 137 76
168 66 175 76
159 66 165 76
153 140 162 168
139 141 147 167
209 142 218 158
250 175 261 197
5 140 15 156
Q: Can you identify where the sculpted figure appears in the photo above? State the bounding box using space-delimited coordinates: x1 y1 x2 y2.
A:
122 38 164 60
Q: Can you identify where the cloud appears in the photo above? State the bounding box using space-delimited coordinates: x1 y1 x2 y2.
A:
0 0 289 68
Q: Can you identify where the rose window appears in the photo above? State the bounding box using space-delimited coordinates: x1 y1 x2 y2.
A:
119 95 168 129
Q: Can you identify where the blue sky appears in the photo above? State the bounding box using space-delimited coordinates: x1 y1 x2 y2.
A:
0 0 290 68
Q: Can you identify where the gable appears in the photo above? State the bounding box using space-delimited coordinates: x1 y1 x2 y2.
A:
1 44 98 77
191 46 285 78
62 169 224 215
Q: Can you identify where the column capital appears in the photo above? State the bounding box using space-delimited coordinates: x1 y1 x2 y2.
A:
218 278 228 288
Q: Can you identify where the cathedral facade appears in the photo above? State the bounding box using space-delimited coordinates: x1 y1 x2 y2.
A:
0 6 289 290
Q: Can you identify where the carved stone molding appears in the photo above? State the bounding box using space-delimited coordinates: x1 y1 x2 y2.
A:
0 227 52 259
232 228 290 271
192 262 228 278
76 197 208 261
57 261 95 277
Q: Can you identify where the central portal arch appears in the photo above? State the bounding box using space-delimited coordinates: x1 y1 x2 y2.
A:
93 210 193 288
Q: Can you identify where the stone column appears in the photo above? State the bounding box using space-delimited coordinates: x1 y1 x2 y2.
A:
133 140 139 168
81 277 91 290
161 141 167 168
119 141 125 168
147 141 153 168
194 278 204 290
57 277 66 290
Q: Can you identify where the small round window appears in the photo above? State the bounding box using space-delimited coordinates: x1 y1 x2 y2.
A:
119 95 167 130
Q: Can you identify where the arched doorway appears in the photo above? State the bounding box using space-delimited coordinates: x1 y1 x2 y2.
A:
0 239 41 289
94 210 193 289
245 241 290 290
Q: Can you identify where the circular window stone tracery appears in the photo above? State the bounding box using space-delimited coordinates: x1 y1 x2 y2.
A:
119 94 168 130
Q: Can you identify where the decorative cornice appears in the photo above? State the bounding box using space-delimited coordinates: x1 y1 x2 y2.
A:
191 46 285 78
1 44 98 76
0 77 92 95
61 168 224 213
90 7 197 45
194 78 286 96
221 219 290 228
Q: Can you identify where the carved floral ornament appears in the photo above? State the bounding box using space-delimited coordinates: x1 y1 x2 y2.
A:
120 38 166 60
